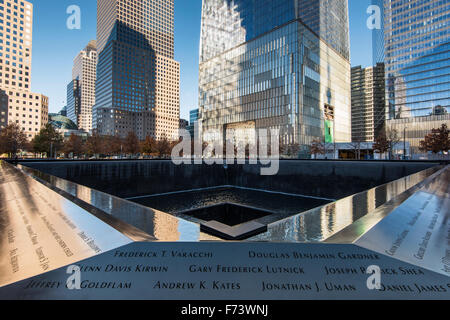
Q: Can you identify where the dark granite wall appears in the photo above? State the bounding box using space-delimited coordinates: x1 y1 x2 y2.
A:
229 161 436 199
20 160 438 200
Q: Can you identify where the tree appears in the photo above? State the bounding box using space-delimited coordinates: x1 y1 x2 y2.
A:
190 139 208 158
104 135 124 156
156 134 172 158
32 123 63 158
324 143 336 159
170 137 185 158
420 124 450 155
386 129 401 159
0 123 29 158
124 132 140 155
85 130 104 157
373 132 389 159
63 134 84 158
373 129 400 160
349 137 363 160
280 143 300 158
310 139 325 159
141 136 157 156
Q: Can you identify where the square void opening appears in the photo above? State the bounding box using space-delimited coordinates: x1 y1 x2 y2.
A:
179 203 272 227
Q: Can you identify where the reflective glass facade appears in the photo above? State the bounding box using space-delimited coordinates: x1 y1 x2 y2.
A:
200 0 350 62
389 43 450 119
199 0 351 154
188 108 199 137
384 0 449 154
385 0 449 119
190 109 199 125
66 79 80 126
385 0 449 74
372 0 385 64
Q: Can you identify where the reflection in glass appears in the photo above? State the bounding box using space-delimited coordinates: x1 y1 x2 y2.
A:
199 0 351 156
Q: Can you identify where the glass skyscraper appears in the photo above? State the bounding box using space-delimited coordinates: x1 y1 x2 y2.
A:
66 79 81 127
372 0 385 64
188 108 199 137
384 0 449 154
94 0 180 140
199 0 351 156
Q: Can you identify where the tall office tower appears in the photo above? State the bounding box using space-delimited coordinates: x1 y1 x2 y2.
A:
199 0 351 156
0 89 8 128
0 0 48 138
94 0 180 140
69 40 97 132
384 0 449 154
351 63 386 142
188 108 199 137
66 79 80 128
371 0 385 64
179 118 188 138
0 0 32 92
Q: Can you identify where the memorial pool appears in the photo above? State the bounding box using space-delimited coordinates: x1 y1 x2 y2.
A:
16 160 443 241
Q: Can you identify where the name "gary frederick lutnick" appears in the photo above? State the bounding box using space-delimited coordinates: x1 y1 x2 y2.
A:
189 265 305 274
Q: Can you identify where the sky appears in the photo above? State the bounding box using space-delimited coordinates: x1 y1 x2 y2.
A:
29 0 373 120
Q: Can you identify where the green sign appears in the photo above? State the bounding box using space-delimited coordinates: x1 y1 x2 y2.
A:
325 120 334 143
